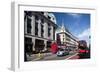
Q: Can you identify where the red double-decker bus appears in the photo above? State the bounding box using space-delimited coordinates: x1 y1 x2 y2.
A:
78 40 90 59
78 40 87 49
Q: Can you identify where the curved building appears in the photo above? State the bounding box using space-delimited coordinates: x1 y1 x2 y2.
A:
24 11 57 53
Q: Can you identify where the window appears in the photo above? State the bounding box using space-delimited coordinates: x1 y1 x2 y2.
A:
66 37 70 41
25 37 32 44
48 31 50 37
35 15 39 20
41 12 44 14
48 23 51 37
47 41 51 48
53 27 55 40
63 35 64 37
27 11 32 17
41 24 44 37
27 28 31 34
53 17 54 20
24 37 33 61
48 16 51 19
41 19 44 24
57 34 61 45
63 38 64 41
35 22 38 36
27 17 32 34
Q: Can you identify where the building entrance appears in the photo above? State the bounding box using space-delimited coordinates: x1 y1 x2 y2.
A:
35 39 45 52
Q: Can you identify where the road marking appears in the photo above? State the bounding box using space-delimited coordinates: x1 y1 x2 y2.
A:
66 53 78 60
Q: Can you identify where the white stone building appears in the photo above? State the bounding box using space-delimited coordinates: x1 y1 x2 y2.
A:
55 24 79 50
24 11 57 52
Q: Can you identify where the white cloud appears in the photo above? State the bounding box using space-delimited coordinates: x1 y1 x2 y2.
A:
68 13 81 18
78 28 90 38
78 28 90 47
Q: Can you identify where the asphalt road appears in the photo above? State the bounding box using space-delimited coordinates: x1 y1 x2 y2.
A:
26 52 78 61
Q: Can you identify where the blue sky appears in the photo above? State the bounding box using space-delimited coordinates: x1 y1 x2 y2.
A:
53 12 90 46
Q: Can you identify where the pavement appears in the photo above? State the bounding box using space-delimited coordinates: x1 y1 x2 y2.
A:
26 51 79 61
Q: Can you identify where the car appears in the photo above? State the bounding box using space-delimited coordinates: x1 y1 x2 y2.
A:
57 48 69 57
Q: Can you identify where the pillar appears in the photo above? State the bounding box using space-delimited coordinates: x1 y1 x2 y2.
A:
43 40 47 51
31 15 35 35
24 15 27 34
32 38 35 51
38 19 41 37
43 23 48 38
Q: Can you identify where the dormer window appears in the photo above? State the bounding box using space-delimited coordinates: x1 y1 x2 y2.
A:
48 16 51 19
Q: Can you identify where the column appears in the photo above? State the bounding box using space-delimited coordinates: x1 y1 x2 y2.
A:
43 23 48 38
31 15 35 35
43 40 47 51
32 38 35 51
38 19 41 37
24 16 27 34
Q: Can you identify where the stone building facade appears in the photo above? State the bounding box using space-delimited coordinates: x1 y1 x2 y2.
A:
24 11 57 52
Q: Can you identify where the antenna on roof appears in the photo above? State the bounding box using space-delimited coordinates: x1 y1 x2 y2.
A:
61 19 65 30
62 19 64 26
